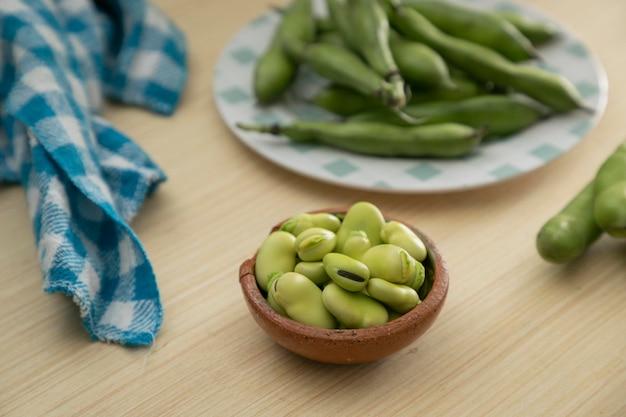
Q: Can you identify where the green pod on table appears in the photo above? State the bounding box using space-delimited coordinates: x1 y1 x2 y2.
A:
281 38 398 108
294 261 331 286
366 278 420 314
271 272 337 328
253 0 315 103
361 243 419 285
294 227 337 261
349 94 546 139
311 83 385 117
341 230 372 261
255 230 297 291
389 30 456 90
492 10 558 46
335 201 385 253
380 220 427 262
322 282 389 328
388 4 587 113
280 212 341 236
402 0 538 62
536 182 603 263
236 120 484 158
593 141 626 238
323 252 370 292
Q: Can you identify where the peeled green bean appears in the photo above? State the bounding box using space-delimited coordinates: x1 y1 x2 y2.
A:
272 272 337 328
322 282 389 328
323 252 370 292
406 260 425 292
267 272 289 315
366 278 420 314
255 231 297 291
294 261 331 286
341 230 372 261
380 220 427 262
361 243 419 285
280 212 341 236
294 227 337 261
334 201 385 253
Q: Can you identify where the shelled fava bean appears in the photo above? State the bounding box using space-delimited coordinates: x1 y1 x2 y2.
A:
254 201 430 329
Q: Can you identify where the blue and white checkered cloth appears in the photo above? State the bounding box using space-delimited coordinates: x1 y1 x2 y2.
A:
0 0 187 345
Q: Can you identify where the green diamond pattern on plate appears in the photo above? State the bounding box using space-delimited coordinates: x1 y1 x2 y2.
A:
530 144 562 162
230 47 258 65
570 119 591 137
565 42 589 59
293 104 332 121
372 181 392 189
490 164 522 180
219 87 251 104
536 60 558 73
575 81 599 99
324 159 359 177
213 0 608 193
406 163 442 181
288 142 318 153
250 14 272 27
252 111 281 125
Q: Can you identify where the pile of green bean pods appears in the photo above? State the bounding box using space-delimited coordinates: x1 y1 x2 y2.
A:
254 201 434 329
536 139 626 263
236 0 586 159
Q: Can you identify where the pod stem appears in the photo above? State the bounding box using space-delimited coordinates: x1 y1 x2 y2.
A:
579 104 596 115
236 122 282 135
391 108 424 124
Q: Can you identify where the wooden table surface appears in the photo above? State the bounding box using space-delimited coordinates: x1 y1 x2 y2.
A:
3 0 626 416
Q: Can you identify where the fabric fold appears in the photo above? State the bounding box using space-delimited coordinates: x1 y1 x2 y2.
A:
0 0 187 345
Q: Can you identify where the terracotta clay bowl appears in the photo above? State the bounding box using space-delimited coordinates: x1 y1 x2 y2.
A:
238 207 449 365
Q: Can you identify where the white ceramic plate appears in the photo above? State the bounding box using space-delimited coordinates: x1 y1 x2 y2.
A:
213 0 608 193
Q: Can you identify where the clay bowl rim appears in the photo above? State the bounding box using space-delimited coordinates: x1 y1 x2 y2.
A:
239 206 449 344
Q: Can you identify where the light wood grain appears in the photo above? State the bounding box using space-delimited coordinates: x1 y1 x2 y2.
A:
3 0 626 416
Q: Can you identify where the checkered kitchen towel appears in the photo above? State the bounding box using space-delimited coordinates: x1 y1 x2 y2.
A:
0 0 187 345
